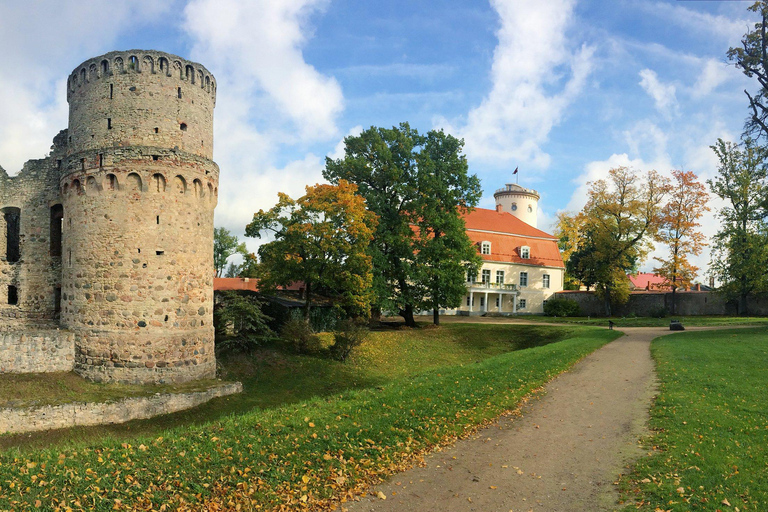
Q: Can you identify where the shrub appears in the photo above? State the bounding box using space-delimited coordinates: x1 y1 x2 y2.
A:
543 297 581 317
329 318 369 362
649 306 668 318
214 291 275 353
280 317 322 354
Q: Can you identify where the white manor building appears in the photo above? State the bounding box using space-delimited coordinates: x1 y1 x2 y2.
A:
453 182 564 315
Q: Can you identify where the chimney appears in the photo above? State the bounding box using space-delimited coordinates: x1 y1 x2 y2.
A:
496 204 503 212
695 283 701 291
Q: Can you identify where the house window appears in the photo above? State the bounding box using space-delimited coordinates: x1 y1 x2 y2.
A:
543 274 550 288
481 241 491 255
495 296 500 307
520 246 530 259
520 272 528 287
511 203 517 211
466 296 471 306
467 272 476 284
496 270 504 284
479 296 485 307
528 205 533 213
482 269 491 283
518 299 526 309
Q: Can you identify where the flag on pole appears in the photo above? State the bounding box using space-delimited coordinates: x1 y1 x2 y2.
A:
513 167 518 175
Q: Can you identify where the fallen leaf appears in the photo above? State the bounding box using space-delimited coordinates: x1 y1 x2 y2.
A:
377 491 387 500
722 498 731 507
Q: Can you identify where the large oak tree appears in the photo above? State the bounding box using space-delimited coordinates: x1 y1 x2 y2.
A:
323 123 481 326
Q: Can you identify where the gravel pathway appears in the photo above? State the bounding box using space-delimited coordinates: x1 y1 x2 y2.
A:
343 326 692 512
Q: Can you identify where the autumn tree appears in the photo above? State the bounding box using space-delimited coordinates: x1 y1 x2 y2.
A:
214 227 248 277
245 180 377 321
653 170 710 314
566 167 669 315
708 139 768 314
323 123 481 326
728 1 768 142
553 211 585 290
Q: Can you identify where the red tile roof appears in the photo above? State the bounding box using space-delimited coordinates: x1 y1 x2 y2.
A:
214 277 260 292
462 208 564 268
628 273 669 290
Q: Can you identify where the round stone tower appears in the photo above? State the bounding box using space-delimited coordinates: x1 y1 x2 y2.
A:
59 50 218 384
494 182 539 228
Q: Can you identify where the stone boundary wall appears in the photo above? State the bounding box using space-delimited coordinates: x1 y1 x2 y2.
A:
555 291 768 317
0 381 242 435
0 330 74 374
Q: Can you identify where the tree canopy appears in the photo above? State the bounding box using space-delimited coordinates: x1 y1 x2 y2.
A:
323 123 481 326
653 170 709 314
708 139 768 314
214 227 248 277
245 180 377 320
565 167 669 315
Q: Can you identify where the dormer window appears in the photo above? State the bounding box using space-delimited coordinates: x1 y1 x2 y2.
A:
481 241 491 255
520 246 530 259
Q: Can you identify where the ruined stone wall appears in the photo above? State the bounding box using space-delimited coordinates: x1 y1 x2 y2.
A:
0 330 74 373
0 132 67 330
60 50 218 384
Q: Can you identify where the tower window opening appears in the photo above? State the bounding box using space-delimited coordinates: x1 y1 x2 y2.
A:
3 207 21 263
178 87 182 99
68 249 72 267
50 204 63 258
98 153 103 167
56 159 61 170
156 215 160 225
54 287 61 316
152 154 159 160
138 248 141 254
109 83 113 99
80 158 85 171
180 123 187 131
154 127 159 134
8 285 18 305
156 250 164 255
107 118 112 129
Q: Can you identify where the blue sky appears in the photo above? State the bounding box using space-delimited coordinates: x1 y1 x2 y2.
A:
0 0 758 276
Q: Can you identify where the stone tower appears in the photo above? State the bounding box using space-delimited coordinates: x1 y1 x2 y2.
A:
59 50 218 383
494 182 539 228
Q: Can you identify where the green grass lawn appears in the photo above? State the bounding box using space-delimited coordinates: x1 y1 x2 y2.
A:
621 327 768 511
0 324 619 510
519 315 768 328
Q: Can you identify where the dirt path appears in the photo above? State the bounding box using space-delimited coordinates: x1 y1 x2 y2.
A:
343 326 700 512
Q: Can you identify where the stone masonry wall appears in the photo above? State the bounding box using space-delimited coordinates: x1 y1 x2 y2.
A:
0 330 74 374
555 290 768 317
0 382 242 435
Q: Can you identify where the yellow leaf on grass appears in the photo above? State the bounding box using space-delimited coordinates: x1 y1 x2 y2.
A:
377 491 387 500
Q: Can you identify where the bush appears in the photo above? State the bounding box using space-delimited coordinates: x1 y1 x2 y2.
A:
329 318 369 362
214 291 274 353
280 317 322 354
543 297 581 317
649 306 668 318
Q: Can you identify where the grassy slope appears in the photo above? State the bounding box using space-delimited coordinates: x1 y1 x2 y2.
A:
0 325 619 510
621 327 768 511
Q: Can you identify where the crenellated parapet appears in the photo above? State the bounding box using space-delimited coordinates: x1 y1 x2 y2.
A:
67 50 216 104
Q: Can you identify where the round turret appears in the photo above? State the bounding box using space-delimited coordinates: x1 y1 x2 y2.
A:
494 182 539 228
59 50 218 384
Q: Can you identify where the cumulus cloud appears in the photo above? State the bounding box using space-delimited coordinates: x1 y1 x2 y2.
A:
437 0 594 169
183 0 343 141
691 59 730 98
0 0 171 174
638 69 678 116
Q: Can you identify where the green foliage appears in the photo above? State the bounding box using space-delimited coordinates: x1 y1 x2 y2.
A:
622 327 768 511
214 291 274 352
708 139 768 314
246 181 377 321
566 167 669 315
323 123 481 326
213 227 248 277
329 318 370 361
543 297 581 317
0 325 619 510
279 317 322 354
648 306 668 319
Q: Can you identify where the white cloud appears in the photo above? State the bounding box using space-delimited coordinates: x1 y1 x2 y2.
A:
638 1 750 42
0 0 172 174
691 59 730 98
438 0 594 169
638 69 678 116
183 0 343 141
328 125 363 162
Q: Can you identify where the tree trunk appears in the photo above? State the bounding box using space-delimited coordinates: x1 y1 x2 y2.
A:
670 287 677 316
739 293 749 316
433 308 440 326
400 305 416 328
303 282 312 324
603 285 612 317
